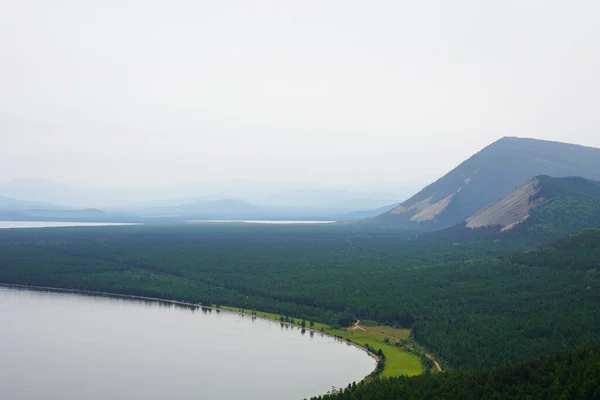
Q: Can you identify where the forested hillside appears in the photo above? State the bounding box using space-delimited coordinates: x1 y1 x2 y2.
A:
1 223 599 372
309 346 600 400
509 175 600 239
509 227 600 271
432 175 600 246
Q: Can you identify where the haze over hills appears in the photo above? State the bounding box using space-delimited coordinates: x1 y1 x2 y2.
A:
0 177 413 222
4 137 600 225
135 198 399 221
0 196 71 211
0 181 404 222
3 0 600 398
0 208 108 222
378 137 600 229
0 178 416 212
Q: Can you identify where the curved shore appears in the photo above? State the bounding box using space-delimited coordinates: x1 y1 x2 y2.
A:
0 282 380 383
0 283 202 307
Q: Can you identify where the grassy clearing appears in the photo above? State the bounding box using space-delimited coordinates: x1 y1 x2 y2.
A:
360 326 411 341
328 328 422 377
219 305 423 377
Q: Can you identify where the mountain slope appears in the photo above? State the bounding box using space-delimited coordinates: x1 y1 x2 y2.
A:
378 137 600 229
465 177 541 231
508 227 600 271
466 175 600 240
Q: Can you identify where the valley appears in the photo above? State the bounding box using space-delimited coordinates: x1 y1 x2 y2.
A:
1 222 599 373
4 1 600 397
2 137 600 399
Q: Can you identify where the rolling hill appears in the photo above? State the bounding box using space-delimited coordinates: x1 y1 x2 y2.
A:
377 137 600 229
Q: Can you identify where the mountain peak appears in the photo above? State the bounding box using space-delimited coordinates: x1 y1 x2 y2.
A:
378 137 600 229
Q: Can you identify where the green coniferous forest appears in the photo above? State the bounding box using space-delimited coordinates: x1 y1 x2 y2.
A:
2 0 600 393
2 176 600 398
1 223 599 375
309 346 600 400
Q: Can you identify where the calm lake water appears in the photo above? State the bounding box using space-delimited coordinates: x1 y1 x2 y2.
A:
0 287 375 400
0 221 138 229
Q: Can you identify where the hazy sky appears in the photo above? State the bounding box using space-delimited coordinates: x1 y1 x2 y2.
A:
1 0 599 188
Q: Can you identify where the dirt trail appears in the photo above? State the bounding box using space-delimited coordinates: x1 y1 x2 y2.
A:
353 320 442 373
422 352 442 373
349 319 366 331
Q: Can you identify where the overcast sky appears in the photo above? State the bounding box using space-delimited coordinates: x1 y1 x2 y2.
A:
1 0 599 188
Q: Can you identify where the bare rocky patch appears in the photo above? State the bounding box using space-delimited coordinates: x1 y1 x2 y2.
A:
466 178 544 231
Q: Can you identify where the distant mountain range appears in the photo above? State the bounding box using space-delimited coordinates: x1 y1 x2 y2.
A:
0 208 108 222
0 196 72 211
3 136 600 226
377 137 600 230
0 178 417 209
134 198 398 221
0 190 400 223
0 175 414 222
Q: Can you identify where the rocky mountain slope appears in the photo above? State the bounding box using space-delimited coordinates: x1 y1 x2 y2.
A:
377 137 600 229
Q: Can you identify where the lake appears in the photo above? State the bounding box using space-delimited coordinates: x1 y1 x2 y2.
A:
0 287 375 400
0 221 139 229
187 220 336 224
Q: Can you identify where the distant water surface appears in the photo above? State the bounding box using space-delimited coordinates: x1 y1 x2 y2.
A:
0 287 374 400
0 221 139 229
187 220 336 224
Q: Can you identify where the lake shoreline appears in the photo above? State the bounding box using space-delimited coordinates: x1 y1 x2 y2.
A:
228 307 382 377
0 282 379 386
0 282 201 308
